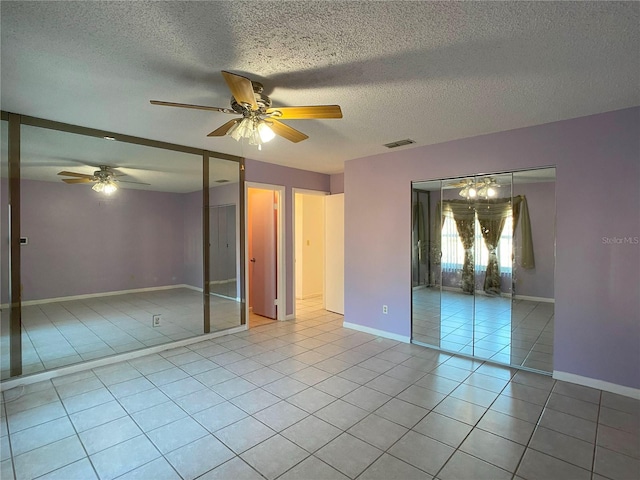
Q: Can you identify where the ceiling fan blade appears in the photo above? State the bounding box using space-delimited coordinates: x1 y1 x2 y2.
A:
446 179 472 188
150 100 235 114
62 178 93 184
269 119 309 143
266 105 343 119
207 119 239 137
117 180 151 185
58 171 94 179
221 71 258 110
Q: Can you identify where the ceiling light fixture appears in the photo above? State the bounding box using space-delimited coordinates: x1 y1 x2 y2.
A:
459 178 499 199
226 115 275 150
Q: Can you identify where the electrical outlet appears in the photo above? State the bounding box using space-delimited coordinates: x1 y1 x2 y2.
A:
152 314 161 327
382 305 388 314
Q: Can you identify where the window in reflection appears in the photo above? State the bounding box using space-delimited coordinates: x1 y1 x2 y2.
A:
441 211 513 277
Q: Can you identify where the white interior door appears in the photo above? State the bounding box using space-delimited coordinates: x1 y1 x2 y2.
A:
324 194 344 314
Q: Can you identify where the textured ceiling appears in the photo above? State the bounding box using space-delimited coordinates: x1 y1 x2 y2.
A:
1 1 639 179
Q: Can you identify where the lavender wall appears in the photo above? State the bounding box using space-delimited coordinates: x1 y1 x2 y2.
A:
245 159 330 316
330 173 344 194
20 180 186 301
345 107 640 389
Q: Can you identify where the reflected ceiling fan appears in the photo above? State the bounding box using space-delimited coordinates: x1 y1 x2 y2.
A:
58 165 150 194
150 71 343 148
445 177 500 199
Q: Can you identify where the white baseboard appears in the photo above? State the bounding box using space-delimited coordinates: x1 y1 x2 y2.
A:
182 284 203 292
553 370 640 400
0 284 241 308
0 324 248 392
343 322 410 344
431 286 554 303
285 314 295 321
12 284 195 307
207 278 237 286
514 295 555 303
440 286 511 298
301 293 322 300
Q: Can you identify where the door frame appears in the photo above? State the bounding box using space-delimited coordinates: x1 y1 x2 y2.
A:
292 188 329 319
245 182 286 322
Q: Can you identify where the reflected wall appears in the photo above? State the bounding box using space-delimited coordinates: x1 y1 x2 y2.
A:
0 113 244 380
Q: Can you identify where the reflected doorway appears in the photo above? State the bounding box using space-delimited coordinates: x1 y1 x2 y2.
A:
208 204 237 299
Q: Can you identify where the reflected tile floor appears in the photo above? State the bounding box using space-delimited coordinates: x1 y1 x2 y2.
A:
1 288 241 380
1 297 638 480
413 288 554 372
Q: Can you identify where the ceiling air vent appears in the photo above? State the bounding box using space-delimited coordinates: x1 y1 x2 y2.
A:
384 139 415 149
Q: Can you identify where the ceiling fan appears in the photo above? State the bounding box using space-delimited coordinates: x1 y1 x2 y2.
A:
58 165 150 194
150 71 343 147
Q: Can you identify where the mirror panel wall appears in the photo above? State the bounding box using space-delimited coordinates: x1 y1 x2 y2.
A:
0 116 244 380
207 156 242 331
1 119 9 378
412 168 555 373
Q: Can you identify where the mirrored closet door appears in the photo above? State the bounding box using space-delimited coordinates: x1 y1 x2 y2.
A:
411 168 555 373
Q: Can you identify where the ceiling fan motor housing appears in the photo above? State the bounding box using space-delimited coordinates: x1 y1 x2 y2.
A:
94 166 114 181
231 81 272 115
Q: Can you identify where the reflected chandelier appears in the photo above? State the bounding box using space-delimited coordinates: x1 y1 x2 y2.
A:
91 169 118 195
459 177 499 199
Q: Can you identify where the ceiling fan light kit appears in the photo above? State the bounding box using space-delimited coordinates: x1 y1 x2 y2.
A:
92 179 118 194
58 165 150 194
459 178 500 199
227 117 276 150
151 70 342 148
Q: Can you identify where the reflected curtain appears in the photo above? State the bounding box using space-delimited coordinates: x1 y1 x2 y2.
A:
412 200 426 263
512 195 535 269
438 194 535 295
447 203 476 294
476 202 511 295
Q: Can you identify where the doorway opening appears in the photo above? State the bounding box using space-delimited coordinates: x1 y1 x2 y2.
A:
246 183 285 326
293 189 327 319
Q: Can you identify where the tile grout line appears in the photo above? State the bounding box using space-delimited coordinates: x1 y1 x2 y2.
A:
429 361 519 480
590 389 603 479
507 376 557 480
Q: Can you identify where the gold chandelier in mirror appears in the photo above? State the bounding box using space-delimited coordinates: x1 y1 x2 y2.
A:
457 177 500 199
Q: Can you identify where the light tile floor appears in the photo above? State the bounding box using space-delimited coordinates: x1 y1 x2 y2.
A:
1 297 638 480
1 288 242 379
412 288 554 372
